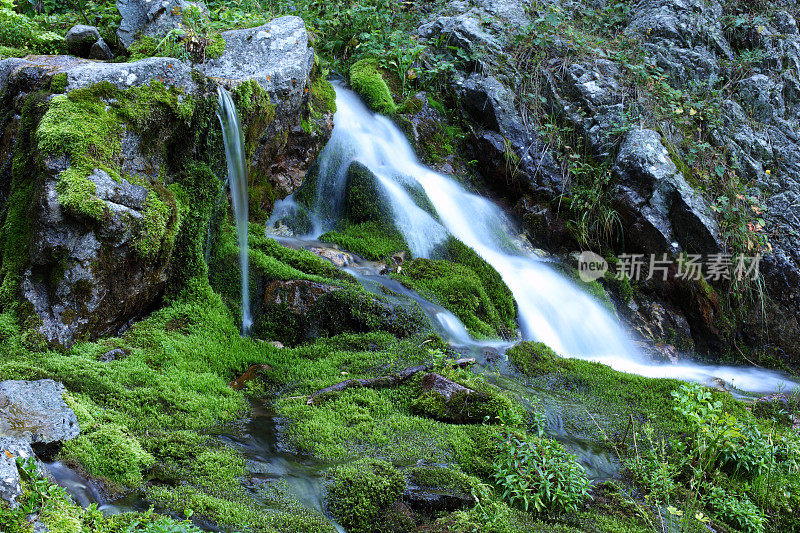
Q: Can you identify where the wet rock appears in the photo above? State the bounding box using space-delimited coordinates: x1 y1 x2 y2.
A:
310 247 353 268
412 373 499 423
117 0 208 49
773 11 798 35
263 279 341 315
257 280 429 345
200 16 313 123
65 25 100 58
611 128 722 255
89 38 114 61
21 167 173 348
626 0 731 87
0 380 79 445
455 73 564 198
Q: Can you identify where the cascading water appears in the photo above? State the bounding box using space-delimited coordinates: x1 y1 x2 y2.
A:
217 86 252 334
270 83 796 393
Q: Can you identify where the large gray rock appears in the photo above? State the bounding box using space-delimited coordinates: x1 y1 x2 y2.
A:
611 128 723 255
89 38 114 61
200 16 313 122
117 0 208 49
626 0 732 87
65 25 101 58
20 168 170 347
0 380 79 444
454 73 564 197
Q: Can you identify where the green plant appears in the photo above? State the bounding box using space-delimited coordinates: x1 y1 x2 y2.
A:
493 432 590 514
705 485 765 533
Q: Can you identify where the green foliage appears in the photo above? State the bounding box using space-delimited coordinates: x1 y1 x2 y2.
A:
705 485 765 533
494 433 590 514
129 4 224 63
349 58 396 114
326 458 406 533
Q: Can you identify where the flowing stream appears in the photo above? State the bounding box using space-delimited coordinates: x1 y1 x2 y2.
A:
271 83 797 395
217 87 252 334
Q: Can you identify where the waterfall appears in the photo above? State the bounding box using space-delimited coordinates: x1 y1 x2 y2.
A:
270 84 795 393
217 86 252 334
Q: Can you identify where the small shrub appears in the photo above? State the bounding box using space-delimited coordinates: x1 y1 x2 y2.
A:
494 432 590 514
706 485 765 533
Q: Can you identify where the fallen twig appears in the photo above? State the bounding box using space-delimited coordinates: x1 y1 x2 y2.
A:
306 358 476 405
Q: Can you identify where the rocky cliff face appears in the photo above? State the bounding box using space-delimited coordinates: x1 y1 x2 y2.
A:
414 0 800 367
0 16 332 349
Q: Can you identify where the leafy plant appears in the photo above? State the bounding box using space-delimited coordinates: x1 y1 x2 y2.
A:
493 432 590 514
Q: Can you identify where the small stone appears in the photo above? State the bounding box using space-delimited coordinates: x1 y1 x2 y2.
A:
89 38 114 61
99 348 128 362
65 25 101 58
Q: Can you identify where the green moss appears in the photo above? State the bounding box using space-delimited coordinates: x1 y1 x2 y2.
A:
405 465 477 496
326 458 406 533
349 59 396 115
319 221 409 261
50 73 68 94
393 256 514 338
135 187 182 261
507 341 561 376
0 92 49 310
0 45 28 58
63 424 154 487
206 32 225 59
310 75 337 115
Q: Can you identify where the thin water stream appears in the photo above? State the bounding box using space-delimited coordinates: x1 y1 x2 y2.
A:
217 87 252 334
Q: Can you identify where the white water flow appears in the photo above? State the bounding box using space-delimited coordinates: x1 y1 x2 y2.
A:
217 87 252 334
280 84 796 393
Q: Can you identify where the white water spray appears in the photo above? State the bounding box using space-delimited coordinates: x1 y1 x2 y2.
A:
217 87 252 334
273 84 795 393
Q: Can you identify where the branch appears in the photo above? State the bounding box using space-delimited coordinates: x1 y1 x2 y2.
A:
306 358 476 405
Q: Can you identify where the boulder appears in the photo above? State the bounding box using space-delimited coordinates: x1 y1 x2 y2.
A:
65 25 100 58
89 38 114 61
454 73 564 198
310 247 354 268
117 0 208 49
411 373 503 423
0 380 79 444
611 128 722 255
200 16 313 124
263 279 340 316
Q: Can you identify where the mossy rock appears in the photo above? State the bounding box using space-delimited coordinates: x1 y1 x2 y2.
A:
344 161 393 225
393 254 515 339
507 341 561 376
327 458 406 533
349 59 396 115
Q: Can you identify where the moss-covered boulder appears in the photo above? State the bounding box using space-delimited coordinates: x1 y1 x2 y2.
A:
411 372 517 424
349 59 396 115
0 14 329 348
326 458 406 533
506 341 561 376
402 465 477 516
